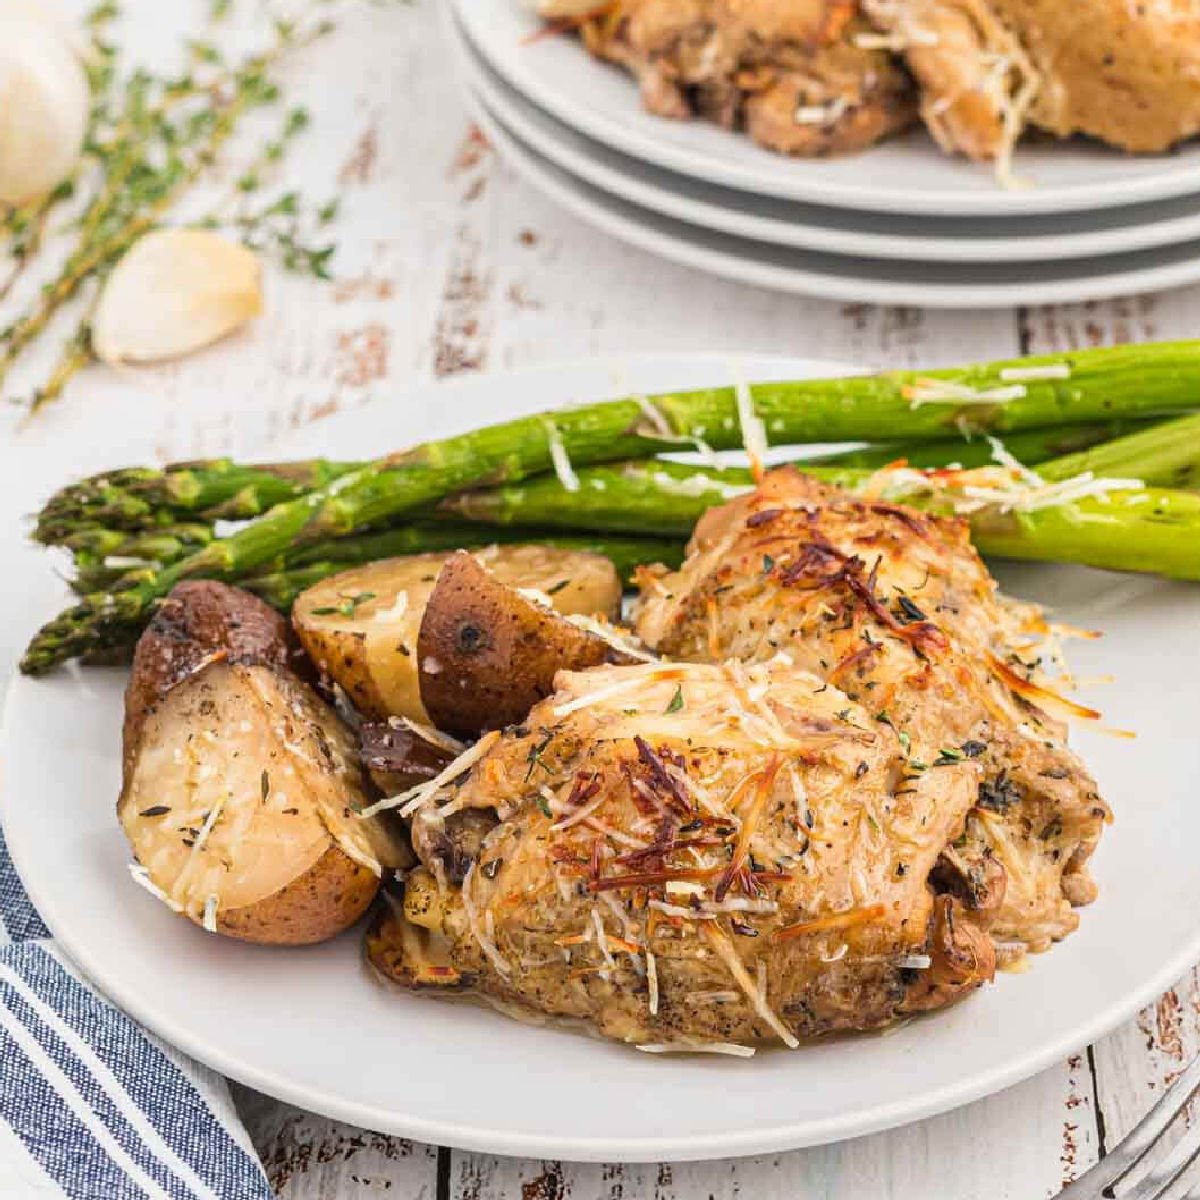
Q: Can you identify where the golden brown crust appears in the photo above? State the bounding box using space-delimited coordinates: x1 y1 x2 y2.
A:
636 466 1108 952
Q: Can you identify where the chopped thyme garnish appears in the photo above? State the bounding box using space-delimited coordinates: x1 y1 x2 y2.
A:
665 684 684 714
5 3 356 415
933 747 965 766
312 590 375 616
524 729 555 782
895 595 928 625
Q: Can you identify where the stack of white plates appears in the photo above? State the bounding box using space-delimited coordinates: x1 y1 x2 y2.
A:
445 0 1200 308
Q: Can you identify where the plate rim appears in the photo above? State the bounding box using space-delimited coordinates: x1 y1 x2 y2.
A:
6 355 1198 1161
469 89 1200 310
452 0 1200 219
451 13 1200 265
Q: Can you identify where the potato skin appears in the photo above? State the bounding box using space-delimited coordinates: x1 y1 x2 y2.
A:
121 581 404 946
416 551 637 736
293 545 623 725
123 580 292 777
218 844 380 946
360 720 452 795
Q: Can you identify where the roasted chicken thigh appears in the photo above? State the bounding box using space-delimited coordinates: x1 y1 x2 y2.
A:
547 0 917 156
863 0 1200 159
635 467 1109 954
368 470 1107 1048
371 658 993 1045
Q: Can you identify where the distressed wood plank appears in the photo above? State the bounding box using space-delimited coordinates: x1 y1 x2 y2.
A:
480 149 1017 379
1016 291 1200 1171
448 1056 1094 1200
231 1085 440 1199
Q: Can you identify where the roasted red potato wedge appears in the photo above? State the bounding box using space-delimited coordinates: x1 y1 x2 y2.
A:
292 545 623 724
416 551 642 736
119 582 406 945
359 719 454 796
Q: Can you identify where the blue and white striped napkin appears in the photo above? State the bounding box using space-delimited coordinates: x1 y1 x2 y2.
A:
0 828 273 1199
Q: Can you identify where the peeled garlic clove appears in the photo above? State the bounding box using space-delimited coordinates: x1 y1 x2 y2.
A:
91 230 265 366
0 16 89 205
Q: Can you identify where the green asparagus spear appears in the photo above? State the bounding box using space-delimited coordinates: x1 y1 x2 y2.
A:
1038 411 1200 489
33 339 1200 541
811 413 1200 487
806 419 1160 473
35 458 358 539
57 408 1200 590
24 340 1200 672
442 459 1200 581
67 524 217 593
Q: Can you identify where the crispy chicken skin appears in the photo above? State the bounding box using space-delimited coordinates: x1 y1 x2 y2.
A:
371 658 995 1045
634 468 1108 954
559 0 917 157
863 0 1200 160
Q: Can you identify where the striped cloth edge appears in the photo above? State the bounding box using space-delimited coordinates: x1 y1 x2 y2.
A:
0 828 273 1200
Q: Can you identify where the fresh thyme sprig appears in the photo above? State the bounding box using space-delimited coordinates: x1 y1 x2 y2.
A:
0 0 362 417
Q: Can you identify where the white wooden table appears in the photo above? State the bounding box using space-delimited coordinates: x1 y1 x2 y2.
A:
3 3 1198 1196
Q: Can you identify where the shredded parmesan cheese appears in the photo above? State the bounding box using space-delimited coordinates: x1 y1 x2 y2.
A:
202 894 219 933
361 730 501 818
637 1042 755 1057
462 863 510 977
389 716 466 755
633 393 672 437
794 96 848 126
702 923 799 1049
564 611 658 662
128 863 183 912
591 906 616 969
853 27 939 50
103 554 154 570
543 418 580 493
903 377 1028 409
861 461 1143 517
372 591 408 623
732 375 769 482
648 469 752 501
998 364 1071 383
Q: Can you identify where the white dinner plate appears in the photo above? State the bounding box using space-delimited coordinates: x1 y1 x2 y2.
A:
454 0 1200 218
4 355 1200 1161
451 12 1200 266
466 92 1200 309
